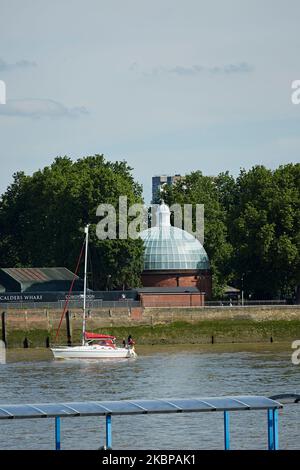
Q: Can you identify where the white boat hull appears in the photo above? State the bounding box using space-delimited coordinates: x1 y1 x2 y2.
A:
51 345 137 360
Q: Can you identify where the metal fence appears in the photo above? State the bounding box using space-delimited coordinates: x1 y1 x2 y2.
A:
205 299 289 307
0 300 141 310
1 298 298 310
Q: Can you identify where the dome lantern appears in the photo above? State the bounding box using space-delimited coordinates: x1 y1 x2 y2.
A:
156 201 171 227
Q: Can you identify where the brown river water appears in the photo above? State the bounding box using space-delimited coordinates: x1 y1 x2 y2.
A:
0 343 299 450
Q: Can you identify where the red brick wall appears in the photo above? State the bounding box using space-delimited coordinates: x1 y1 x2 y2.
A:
141 270 212 298
130 307 143 320
140 293 205 307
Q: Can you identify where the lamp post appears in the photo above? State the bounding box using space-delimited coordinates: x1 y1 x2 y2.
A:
241 273 245 307
106 274 112 291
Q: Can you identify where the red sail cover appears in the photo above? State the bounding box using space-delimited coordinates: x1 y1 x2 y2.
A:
85 332 116 340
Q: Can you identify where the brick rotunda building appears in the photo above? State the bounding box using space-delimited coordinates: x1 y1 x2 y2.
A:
139 203 212 299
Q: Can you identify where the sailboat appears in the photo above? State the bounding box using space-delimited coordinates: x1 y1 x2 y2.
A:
51 225 137 360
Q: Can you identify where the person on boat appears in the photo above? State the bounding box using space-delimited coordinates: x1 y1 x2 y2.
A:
122 338 126 348
127 335 135 348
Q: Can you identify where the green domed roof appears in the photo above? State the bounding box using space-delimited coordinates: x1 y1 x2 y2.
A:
140 204 210 271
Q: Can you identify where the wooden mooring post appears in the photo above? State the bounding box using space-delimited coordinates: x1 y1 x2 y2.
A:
65 310 72 346
1 312 7 347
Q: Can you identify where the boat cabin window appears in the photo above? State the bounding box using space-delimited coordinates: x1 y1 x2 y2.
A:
87 339 116 347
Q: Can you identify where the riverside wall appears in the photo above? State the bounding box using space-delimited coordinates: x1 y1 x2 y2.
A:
1 305 300 347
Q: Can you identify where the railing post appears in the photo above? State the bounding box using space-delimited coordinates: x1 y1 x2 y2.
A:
55 417 61 450
273 409 279 450
224 411 230 450
268 408 279 450
106 415 112 449
267 409 274 450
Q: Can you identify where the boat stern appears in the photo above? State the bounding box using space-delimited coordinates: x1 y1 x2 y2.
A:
128 348 137 358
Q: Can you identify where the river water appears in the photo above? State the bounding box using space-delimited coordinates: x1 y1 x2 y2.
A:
0 343 299 450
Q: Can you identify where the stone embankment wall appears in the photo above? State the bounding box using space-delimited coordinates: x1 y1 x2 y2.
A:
1 305 300 347
142 306 300 323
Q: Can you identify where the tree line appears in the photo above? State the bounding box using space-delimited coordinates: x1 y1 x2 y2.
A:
162 164 300 300
0 155 299 299
0 155 144 291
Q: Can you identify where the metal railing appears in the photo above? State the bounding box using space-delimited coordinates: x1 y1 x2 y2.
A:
1 300 141 310
0 395 285 450
1 298 299 310
205 300 289 307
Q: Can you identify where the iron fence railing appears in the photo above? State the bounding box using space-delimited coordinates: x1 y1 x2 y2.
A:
1 299 299 310
0 300 141 310
205 299 288 307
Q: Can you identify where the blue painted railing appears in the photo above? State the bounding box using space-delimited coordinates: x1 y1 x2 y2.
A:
0 395 289 450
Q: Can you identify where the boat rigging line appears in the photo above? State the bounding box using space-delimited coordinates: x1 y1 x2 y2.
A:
54 235 86 342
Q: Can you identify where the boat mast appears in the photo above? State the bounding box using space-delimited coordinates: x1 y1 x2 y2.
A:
82 224 89 346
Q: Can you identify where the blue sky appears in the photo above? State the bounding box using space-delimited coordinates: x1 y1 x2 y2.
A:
0 0 299 202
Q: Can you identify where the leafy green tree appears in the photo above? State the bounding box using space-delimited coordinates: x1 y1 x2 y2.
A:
0 155 144 289
161 165 300 300
215 171 238 218
228 164 300 299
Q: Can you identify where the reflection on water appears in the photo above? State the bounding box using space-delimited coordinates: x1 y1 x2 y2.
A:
0 343 299 449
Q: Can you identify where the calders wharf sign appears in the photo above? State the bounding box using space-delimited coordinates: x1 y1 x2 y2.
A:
0 291 136 303
0 292 66 303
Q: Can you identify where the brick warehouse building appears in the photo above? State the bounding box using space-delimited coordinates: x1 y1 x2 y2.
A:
139 203 212 303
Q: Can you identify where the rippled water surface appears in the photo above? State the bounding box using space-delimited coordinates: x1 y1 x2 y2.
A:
0 344 299 449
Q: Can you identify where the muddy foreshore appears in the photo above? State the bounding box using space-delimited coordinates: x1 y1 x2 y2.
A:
1 318 300 348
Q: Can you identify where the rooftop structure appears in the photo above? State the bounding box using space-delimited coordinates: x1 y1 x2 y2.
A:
140 203 212 298
152 174 183 202
0 267 83 293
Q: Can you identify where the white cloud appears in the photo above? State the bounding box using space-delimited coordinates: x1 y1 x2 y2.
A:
0 58 36 72
0 99 89 118
130 62 254 77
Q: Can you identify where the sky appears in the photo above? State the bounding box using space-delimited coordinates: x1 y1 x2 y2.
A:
0 0 299 202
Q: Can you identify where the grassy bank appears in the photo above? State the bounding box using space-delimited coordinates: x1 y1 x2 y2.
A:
2 319 300 347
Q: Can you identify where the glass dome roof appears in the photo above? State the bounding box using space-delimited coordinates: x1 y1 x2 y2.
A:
139 204 210 271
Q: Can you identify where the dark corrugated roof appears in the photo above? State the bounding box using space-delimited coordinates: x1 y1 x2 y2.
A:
1 267 78 284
